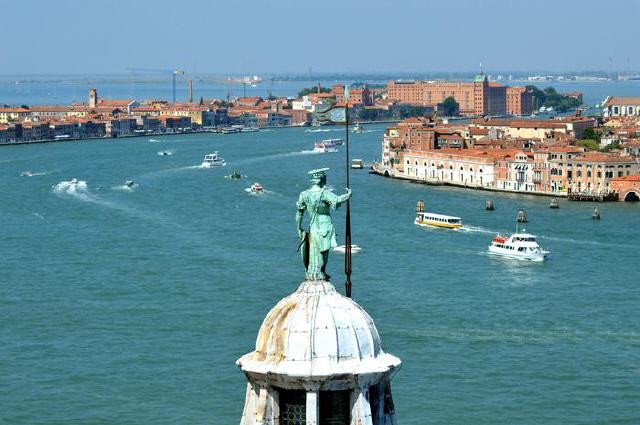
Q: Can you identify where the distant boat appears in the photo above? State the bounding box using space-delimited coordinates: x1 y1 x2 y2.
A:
415 211 462 229
201 152 226 168
20 171 33 177
334 244 362 254
221 127 240 134
352 123 364 133
313 140 338 153
250 182 264 193
125 180 135 188
351 159 363 169
241 126 259 132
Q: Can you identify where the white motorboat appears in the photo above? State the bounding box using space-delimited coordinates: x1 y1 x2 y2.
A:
313 140 338 153
333 244 362 254
352 124 364 133
20 170 33 177
488 231 549 262
201 152 226 168
125 180 136 188
241 126 260 132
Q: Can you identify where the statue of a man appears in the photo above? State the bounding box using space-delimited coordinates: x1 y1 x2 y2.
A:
296 168 352 281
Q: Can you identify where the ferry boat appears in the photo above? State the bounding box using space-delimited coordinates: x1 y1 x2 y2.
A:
201 152 226 168
241 126 260 132
327 138 343 146
313 140 338 153
488 232 548 262
250 182 264 193
221 127 240 134
415 211 463 229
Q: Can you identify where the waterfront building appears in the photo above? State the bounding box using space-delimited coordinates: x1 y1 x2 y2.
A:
0 107 30 124
155 115 191 132
549 151 640 194
610 174 640 201
28 105 86 120
386 75 509 116
495 151 536 192
506 86 534 116
236 280 401 425
96 99 139 114
471 116 596 139
602 96 640 118
401 148 504 187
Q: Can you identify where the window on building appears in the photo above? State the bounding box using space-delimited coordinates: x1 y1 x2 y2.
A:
279 389 306 425
319 390 351 425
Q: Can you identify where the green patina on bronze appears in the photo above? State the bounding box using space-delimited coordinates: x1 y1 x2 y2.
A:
296 168 352 281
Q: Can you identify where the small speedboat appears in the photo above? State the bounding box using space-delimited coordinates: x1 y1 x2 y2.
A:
549 198 559 209
352 124 364 133
250 182 264 193
20 171 33 177
201 152 226 168
333 244 362 254
488 232 548 262
125 180 135 188
229 170 242 179
158 150 171 156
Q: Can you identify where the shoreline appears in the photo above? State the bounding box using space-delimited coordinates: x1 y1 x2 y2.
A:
0 120 399 148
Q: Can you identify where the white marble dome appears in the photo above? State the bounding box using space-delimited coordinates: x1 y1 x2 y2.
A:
237 280 401 378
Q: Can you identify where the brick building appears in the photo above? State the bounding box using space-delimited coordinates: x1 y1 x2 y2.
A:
386 75 509 116
506 86 535 116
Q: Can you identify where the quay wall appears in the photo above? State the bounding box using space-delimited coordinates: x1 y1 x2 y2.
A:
370 166 566 198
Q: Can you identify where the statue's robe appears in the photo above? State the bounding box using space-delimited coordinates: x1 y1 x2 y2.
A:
296 186 344 252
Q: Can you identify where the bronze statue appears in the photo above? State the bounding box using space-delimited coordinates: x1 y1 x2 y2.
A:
296 168 352 281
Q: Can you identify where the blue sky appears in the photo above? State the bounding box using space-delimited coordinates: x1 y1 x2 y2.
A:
3 0 638 75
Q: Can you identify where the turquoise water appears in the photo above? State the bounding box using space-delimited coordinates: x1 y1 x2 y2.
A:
1 126 639 424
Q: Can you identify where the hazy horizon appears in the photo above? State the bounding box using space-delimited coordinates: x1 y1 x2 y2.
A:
3 0 639 75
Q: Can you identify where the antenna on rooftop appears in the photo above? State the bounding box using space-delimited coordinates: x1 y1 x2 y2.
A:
479 61 484 75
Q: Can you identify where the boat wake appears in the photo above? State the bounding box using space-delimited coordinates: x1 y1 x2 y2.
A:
157 150 175 156
235 149 323 166
112 184 136 192
52 179 91 200
305 129 330 133
148 138 161 143
459 225 496 234
20 171 48 177
539 235 634 249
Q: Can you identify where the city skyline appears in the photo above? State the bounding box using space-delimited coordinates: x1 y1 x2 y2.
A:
3 0 640 75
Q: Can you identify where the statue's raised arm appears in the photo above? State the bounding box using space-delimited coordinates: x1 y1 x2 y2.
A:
296 168 352 281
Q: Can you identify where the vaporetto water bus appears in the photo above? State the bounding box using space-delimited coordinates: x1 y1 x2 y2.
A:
414 211 463 229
